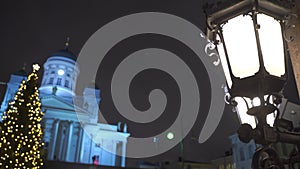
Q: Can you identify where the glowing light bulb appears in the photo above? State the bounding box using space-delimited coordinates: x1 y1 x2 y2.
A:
166 132 175 140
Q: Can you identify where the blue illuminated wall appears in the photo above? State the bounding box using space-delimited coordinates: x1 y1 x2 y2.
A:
0 48 130 167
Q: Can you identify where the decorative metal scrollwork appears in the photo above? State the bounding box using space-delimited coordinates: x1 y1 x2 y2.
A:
200 33 221 66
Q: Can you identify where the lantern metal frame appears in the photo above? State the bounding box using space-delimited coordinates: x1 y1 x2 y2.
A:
204 0 300 168
205 0 290 99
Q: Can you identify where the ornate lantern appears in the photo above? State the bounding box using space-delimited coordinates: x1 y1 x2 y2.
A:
204 0 300 168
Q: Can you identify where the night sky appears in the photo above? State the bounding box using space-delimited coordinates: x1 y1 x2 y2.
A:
0 0 247 167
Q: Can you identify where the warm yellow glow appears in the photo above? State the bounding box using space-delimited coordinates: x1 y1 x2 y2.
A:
0 68 44 168
33 64 40 71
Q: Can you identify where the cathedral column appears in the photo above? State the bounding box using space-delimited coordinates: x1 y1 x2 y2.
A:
121 141 127 167
66 121 74 161
58 121 66 160
75 125 83 162
111 140 117 165
88 134 94 163
49 119 60 160
79 132 86 162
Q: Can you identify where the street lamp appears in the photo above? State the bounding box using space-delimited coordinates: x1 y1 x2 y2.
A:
204 0 300 168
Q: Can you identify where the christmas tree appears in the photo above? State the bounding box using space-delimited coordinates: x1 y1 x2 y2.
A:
0 64 45 169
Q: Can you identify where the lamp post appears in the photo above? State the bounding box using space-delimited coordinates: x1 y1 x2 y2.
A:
204 0 300 168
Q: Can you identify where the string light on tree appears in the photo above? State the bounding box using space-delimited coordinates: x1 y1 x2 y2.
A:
0 64 45 169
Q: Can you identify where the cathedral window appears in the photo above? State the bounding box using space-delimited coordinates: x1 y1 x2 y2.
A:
64 80 69 88
48 78 54 85
51 71 55 74
57 78 62 85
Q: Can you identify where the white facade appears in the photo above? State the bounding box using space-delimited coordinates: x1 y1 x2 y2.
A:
0 47 130 167
0 69 27 113
39 49 80 103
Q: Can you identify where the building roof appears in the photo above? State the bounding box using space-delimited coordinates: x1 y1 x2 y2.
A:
50 49 77 61
12 68 27 77
86 81 100 90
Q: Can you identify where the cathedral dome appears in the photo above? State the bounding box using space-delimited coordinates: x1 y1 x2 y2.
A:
50 49 77 61
39 38 80 103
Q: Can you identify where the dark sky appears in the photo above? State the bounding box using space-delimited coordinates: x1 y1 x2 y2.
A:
0 0 243 167
0 0 208 79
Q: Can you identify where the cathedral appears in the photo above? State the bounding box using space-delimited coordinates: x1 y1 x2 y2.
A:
0 42 130 167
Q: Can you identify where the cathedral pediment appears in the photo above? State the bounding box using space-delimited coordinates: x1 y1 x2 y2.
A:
40 95 86 113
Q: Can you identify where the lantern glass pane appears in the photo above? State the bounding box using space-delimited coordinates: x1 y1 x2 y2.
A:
235 97 257 128
257 14 285 77
265 95 276 126
235 95 277 128
217 35 233 87
222 15 260 78
267 112 277 127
